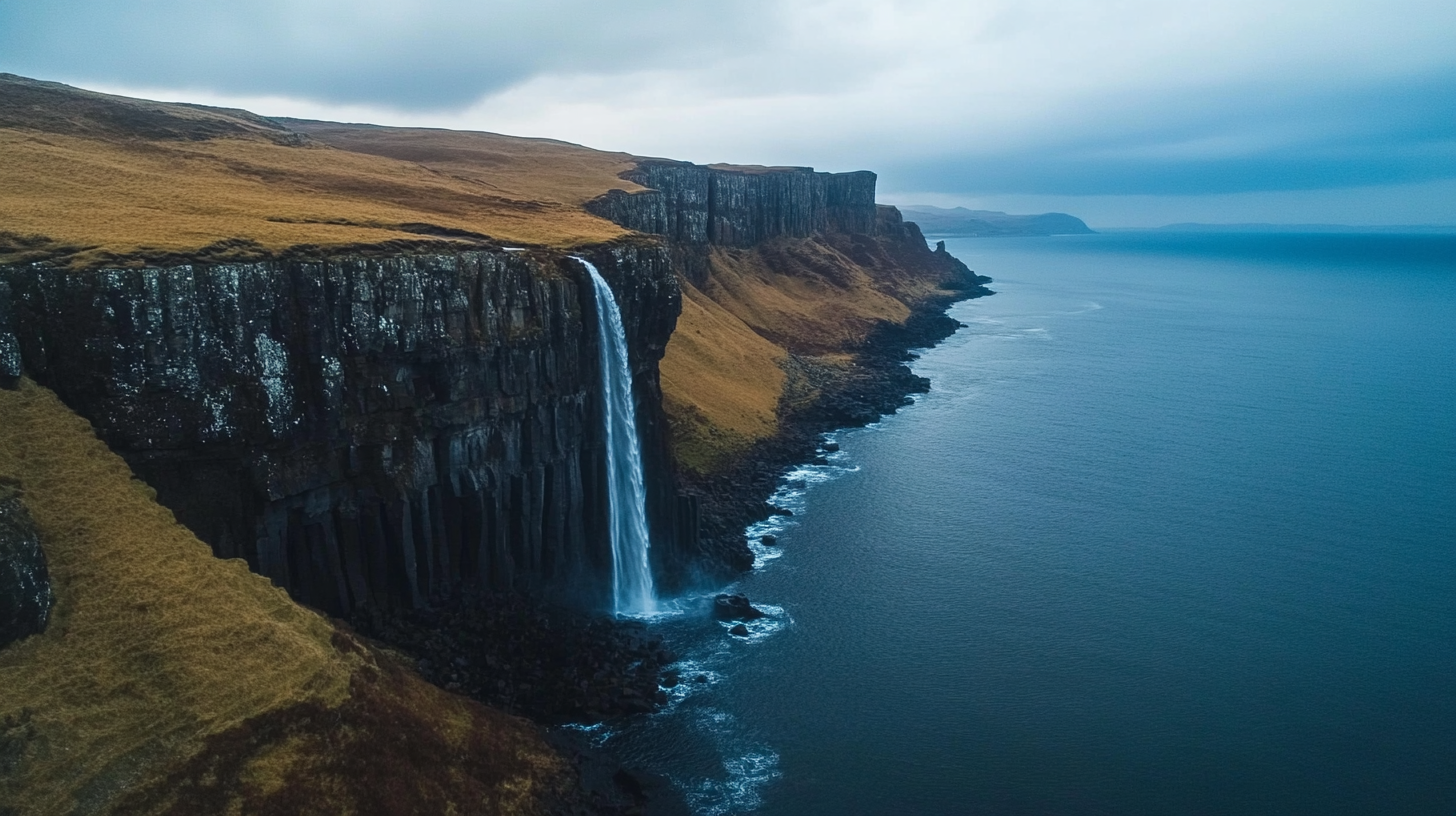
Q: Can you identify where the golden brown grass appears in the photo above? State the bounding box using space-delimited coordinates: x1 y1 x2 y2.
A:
285 120 642 206
0 75 639 268
0 380 357 812
659 233 958 473
0 380 566 815
660 238 920 471
660 280 787 473
699 241 911 352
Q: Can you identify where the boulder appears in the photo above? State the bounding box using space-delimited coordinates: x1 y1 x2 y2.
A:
712 593 765 622
0 485 52 649
759 534 777 547
728 624 750 637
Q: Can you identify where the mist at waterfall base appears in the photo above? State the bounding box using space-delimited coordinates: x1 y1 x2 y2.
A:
583 259 656 618
602 232 1456 815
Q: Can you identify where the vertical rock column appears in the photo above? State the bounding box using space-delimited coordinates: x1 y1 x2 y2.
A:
0 245 683 615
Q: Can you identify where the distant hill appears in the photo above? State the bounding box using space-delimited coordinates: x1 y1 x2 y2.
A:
900 205 1094 237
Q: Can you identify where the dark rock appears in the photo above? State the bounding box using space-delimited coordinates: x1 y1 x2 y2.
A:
585 161 877 248
712 593 765 621
0 485 52 649
0 246 694 615
822 442 840 452
550 729 693 816
0 280 19 390
660 672 679 689
350 588 675 724
759 534 776 547
693 674 708 683
614 768 646 800
728 624 750 637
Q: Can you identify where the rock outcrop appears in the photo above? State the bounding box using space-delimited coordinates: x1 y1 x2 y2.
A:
0 243 687 615
711 593 765 622
586 160 878 250
0 483 51 649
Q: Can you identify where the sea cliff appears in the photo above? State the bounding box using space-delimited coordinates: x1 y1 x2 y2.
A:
585 171 991 573
0 73 990 815
0 244 685 615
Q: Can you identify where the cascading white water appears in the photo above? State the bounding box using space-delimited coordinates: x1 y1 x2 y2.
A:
580 258 657 617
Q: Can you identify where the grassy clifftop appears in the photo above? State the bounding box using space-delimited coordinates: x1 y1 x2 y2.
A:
661 226 973 474
0 380 571 815
0 74 641 269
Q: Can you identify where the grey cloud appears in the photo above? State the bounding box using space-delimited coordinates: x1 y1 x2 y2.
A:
881 69 1456 197
0 0 775 109
5 0 1456 216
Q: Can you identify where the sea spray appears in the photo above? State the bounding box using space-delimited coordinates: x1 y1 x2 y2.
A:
580 258 657 617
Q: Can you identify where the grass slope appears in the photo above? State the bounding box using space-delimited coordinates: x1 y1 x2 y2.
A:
660 233 956 473
660 280 787 473
0 380 568 815
0 74 637 269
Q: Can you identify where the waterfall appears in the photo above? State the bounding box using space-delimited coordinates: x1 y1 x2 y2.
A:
581 258 657 617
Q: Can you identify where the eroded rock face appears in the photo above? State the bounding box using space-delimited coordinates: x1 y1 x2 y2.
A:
585 161 878 248
0 281 21 390
0 245 686 614
0 486 51 649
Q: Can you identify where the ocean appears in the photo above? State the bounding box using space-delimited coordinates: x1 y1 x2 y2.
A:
602 231 1456 815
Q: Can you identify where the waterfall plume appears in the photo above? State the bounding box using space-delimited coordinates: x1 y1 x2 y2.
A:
580 258 657 617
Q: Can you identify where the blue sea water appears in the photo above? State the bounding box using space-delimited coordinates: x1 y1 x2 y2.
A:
610 232 1456 815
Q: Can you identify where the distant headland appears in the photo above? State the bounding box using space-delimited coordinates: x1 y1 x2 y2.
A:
899 205 1095 237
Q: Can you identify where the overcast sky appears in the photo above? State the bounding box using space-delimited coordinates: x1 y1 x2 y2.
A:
4 0 1454 226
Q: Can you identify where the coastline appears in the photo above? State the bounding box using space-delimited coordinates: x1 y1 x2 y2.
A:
559 264 996 815
681 274 994 579
335 253 993 815
341 266 994 721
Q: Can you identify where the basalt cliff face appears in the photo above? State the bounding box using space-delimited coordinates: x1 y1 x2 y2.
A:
586 160 877 249
0 244 683 616
0 145 939 610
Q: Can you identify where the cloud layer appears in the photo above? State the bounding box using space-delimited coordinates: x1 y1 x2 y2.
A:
4 0 1454 222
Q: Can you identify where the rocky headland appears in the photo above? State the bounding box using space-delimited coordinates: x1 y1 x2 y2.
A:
0 73 988 815
899 204 1094 237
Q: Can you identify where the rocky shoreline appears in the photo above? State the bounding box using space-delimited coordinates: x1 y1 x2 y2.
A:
682 279 994 578
348 273 993 721
351 590 675 725
349 591 693 814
